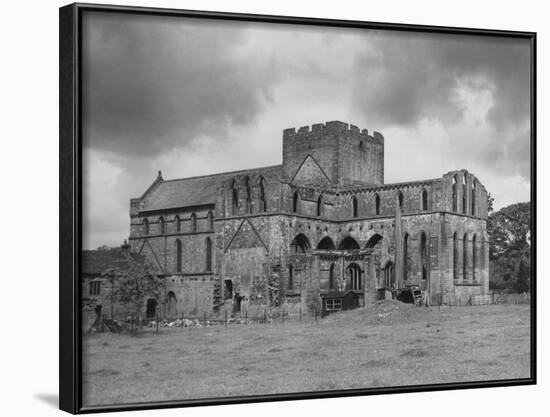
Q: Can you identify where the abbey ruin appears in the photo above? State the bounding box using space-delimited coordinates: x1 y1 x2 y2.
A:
119 121 489 319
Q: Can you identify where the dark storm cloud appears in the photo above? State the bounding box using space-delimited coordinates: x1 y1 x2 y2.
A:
352 32 530 128
352 31 531 179
82 12 281 157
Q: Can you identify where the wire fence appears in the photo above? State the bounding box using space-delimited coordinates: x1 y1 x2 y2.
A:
84 292 530 336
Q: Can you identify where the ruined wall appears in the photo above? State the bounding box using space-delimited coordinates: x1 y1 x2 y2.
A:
219 171 282 217
442 170 489 219
127 121 491 317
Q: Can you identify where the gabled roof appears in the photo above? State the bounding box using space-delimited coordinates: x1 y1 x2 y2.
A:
138 165 282 212
82 247 143 275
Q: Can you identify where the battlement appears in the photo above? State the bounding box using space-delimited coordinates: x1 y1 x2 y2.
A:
283 121 384 144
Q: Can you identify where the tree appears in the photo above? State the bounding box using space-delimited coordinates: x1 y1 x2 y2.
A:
101 253 162 325
514 259 530 293
487 202 531 292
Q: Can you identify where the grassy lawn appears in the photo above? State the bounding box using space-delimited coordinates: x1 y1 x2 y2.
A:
82 303 531 407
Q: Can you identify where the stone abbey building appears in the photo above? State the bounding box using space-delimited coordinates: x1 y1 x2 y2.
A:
127 121 490 319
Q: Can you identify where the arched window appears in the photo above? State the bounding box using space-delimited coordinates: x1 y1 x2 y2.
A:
365 233 383 249
292 191 300 213
175 239 182 273
422 189 428 211
159 216 165 234
338 236 360 250
290 233 311 254
463 233 468 281
453 232 458 280
175 215 181 233
462 175 467 214
452 175 458 212
352 196 358 217
207 211 214 231
329 263 336 289
166 291 177 318
397 191 404 212
347 263 362 290
190 213 197 233
472 234 477 281
403 233 409 282
317 195 323 217
205 237 212 272
471 181 476 216
420 232 428 280
288 265 293 290
143 218 149 235
375 193 381 215
383 261 395 289
244 176 251 213
258 177 267 212
317 236 336 250
231 181 238 215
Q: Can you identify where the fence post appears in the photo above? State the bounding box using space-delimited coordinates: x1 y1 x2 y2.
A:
203 312 206 327
156 313 159 334
181 312 184 330
245 309 248 325
299 306 302 322
264 309 267 324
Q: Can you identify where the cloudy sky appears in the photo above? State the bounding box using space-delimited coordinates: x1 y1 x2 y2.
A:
82 11 532 250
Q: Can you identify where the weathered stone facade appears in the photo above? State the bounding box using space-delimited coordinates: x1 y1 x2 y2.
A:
128 121 489 318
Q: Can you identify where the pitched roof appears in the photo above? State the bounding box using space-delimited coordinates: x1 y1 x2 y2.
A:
139 165 282 212
82 247 143 275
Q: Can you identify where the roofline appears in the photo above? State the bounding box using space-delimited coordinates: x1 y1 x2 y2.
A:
160 164 283 184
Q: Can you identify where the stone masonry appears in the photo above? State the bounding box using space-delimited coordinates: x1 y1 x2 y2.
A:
128 121 489 318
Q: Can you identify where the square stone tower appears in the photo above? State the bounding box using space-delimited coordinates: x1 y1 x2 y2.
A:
282 121 384 187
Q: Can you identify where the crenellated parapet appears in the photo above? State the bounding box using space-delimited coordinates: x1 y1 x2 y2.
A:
283 120 384 145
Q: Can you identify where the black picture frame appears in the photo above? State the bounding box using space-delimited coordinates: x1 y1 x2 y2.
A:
59 3 537 414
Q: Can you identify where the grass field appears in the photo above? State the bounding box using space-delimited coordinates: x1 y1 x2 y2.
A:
82 303 531 406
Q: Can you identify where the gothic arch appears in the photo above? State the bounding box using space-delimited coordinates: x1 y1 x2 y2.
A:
290 233 311 254
205 237 213 271
231 180 239 215
338 236 360 250
396 191 404 212
292 190 300 213
463 232 468 281
317 236 336 250
258 176 267 212
175 239 182 273
365 233 383 249
421 189 429 211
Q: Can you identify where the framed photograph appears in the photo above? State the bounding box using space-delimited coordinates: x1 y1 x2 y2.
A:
59 2 536 414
